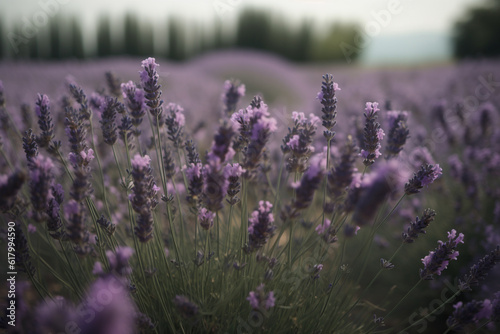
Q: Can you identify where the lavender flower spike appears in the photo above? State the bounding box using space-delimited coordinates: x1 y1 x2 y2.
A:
106 246 134 277
14 223 35 275
65 199 91 255
80 276 137 334
247 201 276 253
446 300 492 332
35 93 54 148
352 160 406 226
402 208 436 243
247 284 275 310
289 157 324 216
184 162 204 207
28 154 55 221
222 79 245 115
225 163 244 205
317 74 340 141
198 207 215 230
23 129 38 162
327 137 358 199
385 110 409 158
173 295 199 318
99 97 119 146
140 57 163 119
129 154 159 242
420 229 464 280
0 170 26 213
202 154 229 212
165 103 185 148
458 245 500 291
405 163 443 195
360 102 385 166
121 81 146 137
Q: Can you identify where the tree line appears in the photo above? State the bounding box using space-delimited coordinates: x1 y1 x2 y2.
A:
0 8 361 63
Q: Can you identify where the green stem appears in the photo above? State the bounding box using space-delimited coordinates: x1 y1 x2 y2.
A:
397 290 462 334
384 278 423 321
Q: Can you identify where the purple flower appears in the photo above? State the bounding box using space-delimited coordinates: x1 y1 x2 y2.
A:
282 111 318 173
202 152 230 211
79 276 137 334
361 102 384 166
222 79 245 115
247 201 276 252
173 295 199 318
106 246 134 277
224 163 245 178
29 155 55 221
311 264 323 280
35 93 54 148
232 97 277 178
130 154 159 242
131 154 151 169
23 129 39 162
165 103 185 147
198 207 215 230
421 164 442 187
184 163 204 206
447 300 492 331
121 81 146 136
28 224 37 233
140 57 163 119
89 92 105 115
34 94 50 117
386 110 409 129
408 147 435 169
317 74 340 141
251 116 277 141
420 229 464 280
315 218 331 235
288 158 324 215
35 296 76 334
65 199 91 255
93 261 104 275
247 284 275 310
14 223 35 275
402 208 436 243
0 169 26 213
352 160 408 226
224 163 244 205
99 97 120 145
458 246 500 291
385 110 409 158
447 154 463 179
327 138 358 199
405 163 442 195
208 120 235 164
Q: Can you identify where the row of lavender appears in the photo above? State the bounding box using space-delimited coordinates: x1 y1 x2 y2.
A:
0 57 499 333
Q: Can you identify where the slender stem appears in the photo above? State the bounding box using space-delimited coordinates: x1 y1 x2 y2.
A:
397 290 462 334
468 320 492 334
272 155 285 212
216 210 221 260
384 278 423 321
336 242 405 327
288 220 294 266
0 149 14 170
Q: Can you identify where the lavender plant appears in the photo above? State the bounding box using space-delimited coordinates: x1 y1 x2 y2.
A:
0 58 499 334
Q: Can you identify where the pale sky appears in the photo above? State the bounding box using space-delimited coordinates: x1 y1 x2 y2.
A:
0 0 484 35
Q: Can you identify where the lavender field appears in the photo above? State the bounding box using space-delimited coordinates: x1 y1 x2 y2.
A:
1 52 500 333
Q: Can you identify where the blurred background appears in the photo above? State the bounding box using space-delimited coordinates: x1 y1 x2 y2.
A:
0 0 498 66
